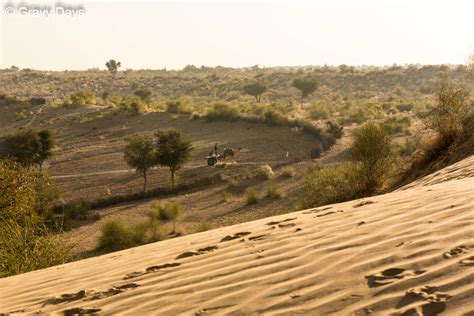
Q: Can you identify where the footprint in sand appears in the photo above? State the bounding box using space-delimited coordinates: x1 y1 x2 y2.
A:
365 268 426 288
249 234 267 241
220 232 251 242
44 289 97 305
278 223 296 228
460 256 474 266
176 245 218 259
195 305 234 315
398 286 451 316
266 217 297 226
124 262 182 280
353 200 375 208
63 307 101 315
316 211 336 218
302 206 332 214
443 245 468 259
87 283 139 301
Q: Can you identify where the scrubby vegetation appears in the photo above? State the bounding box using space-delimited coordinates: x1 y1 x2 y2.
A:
0 159 70 277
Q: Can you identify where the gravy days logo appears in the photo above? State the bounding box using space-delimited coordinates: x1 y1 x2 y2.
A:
3 2 86 17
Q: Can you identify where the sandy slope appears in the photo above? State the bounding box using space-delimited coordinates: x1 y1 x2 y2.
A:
1 157 473 315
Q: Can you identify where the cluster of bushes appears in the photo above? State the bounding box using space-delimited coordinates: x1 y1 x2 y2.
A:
98 202 181 252
300 122 395 208
64 89 96 106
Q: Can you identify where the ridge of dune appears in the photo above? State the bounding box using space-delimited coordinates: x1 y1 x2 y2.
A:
1 156 473 315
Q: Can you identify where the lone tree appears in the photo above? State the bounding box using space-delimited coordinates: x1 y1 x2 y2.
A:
2 129 55 171
36 130 55 171
105 59 121 76
155 129 193 189
243 82 268 102
293 77 319 105
350 122 394 193
123 134 157 192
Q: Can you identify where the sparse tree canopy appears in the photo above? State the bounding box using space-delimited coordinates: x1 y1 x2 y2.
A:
243 82 268 102
105 59 121 76
2 129 55 171
123 134 157 192
155 129 193 189
293 77 319 105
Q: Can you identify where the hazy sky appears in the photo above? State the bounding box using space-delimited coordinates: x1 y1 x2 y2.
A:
1 0 473 70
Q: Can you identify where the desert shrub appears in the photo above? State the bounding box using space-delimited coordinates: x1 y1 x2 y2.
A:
396 103 414 112
0 159 70 277
347 106 367 124
263 109 287 126
326 121 344 140
68 89 96 106
121 96 146 115
206 103 240 121
308 103 329 119
30 97 47 106
383 116 412 135
300 163 362 209
310 143 323 159
98 219 134 252
429 78 470 143
62 199 90 220
256 165 275 180
166 101 190 114
245 188 258 205
350 122 394 193
196 222 212 233
220 191 232 202
0 221 70 278
266 183 283 199
131 221 149 245
280 166 296 178
150 202 182 233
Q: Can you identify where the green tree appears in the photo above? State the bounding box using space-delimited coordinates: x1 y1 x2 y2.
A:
293 77 319 105
350 122 394 192
123 135 157 192
155 129 193 189
243 82 268 102
36 130 55 171
105 59 121 76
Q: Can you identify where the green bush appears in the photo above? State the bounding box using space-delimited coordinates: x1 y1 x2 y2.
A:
351 122 394 192
150 202 182 233
300 163 361 209
280 166 296 178
196 222 212 233
0 221 70 278
98 219 134 252
266 183 283 199
245 188 259 205
206 103 240 121
0 159 70 277
220 191 232 202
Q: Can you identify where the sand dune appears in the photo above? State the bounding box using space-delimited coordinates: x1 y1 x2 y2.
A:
1 156 473 315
